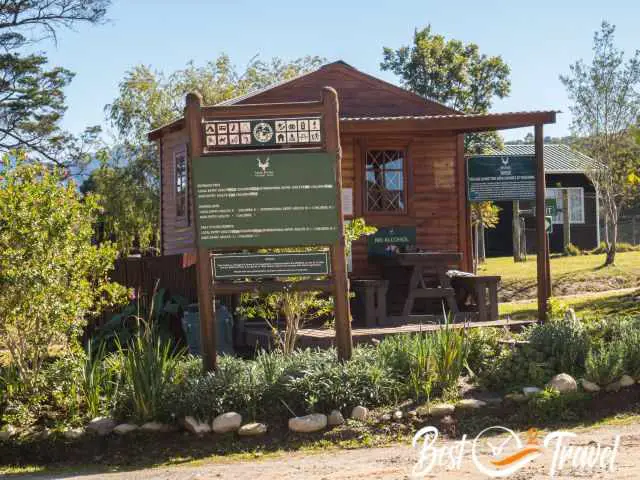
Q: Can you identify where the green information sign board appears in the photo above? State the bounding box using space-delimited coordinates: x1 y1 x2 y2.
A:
368 226 417 256
212 252 330 279
192 152 339 248
467 155 536 201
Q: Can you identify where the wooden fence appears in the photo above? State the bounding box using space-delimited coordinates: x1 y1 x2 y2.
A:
110 254 198 301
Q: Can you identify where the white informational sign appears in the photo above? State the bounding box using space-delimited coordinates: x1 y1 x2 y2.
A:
342 187 353 216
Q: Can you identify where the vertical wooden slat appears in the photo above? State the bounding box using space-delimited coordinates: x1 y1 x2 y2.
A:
456 134 472 272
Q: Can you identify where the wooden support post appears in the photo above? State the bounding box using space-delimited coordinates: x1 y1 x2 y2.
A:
535 124 550 321
512 200 522 262
562 189 570 251
185 92 217 372
322 87 352 361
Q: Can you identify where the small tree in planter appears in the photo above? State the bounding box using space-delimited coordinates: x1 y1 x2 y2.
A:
0 155 128 391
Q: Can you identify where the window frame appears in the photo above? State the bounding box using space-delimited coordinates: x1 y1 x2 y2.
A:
174 146 189 224
363 147 409 216
546 187 585 225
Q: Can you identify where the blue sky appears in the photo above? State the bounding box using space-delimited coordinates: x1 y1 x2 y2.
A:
42 0 639 141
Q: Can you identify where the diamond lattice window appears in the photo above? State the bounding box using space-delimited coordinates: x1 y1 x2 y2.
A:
365 150 406 213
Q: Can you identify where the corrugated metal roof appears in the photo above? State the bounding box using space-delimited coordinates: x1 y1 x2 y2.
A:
341 111 555 121
486 144 595 174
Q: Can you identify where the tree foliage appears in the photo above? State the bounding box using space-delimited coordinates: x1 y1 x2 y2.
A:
381 25 511 153
0 1 110 166
0 154 127 389
96 54 324 254
560 22 640 265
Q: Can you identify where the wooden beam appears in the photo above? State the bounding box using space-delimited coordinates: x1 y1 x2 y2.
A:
202 100 325 119
323 86 353 361
456 134 472 272
535 124 550 321
185 92 217 372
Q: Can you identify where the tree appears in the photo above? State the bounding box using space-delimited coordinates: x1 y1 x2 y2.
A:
560 22 640 266
0 1 110 167
97 55 324 254
381 25 511 153
0 154 127 390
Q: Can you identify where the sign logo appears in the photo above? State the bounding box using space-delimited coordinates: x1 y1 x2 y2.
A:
253 122 274 143
255 156 273 177
411 425 620 478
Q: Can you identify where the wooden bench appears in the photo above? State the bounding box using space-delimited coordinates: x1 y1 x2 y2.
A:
451 275 501 322
351 279 389 327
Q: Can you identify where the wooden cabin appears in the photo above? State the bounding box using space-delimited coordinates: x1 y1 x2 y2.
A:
148 60 556 319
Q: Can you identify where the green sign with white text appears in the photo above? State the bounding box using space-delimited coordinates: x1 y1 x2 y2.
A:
212 252 330 279
192 152 339 248
467 155 536 201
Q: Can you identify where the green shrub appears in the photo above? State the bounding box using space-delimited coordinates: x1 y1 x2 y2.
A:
432 322 470 391
466 327 503 378
564 243 582 256
527 387 591 422
621 326 640 378
585 342 625 385
527 317 590 376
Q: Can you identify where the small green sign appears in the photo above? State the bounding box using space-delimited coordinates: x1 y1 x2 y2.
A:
212 252 330 279
368 226 417 256
467 155 536 201
192 152 339 248
545 199 557 217
545 216 553 234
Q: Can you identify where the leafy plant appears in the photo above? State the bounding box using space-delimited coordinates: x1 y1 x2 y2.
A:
117 319 185 422
585 342 625 385
527 387 591 423
527 317 590 376
432 319 470 391
0 158 128 391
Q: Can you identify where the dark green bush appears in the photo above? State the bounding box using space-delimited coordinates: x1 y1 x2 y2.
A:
526 387 591 423
527 317 590 376
585 341 625 385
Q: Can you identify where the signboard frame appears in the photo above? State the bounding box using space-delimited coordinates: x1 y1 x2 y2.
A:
185 88 352 371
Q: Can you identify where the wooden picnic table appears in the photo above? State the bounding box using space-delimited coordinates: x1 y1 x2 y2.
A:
372 252 462 318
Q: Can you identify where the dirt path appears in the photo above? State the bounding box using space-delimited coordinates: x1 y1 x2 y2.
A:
16 420 640 480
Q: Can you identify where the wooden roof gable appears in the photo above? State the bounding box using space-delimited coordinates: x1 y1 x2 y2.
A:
219 61 460 117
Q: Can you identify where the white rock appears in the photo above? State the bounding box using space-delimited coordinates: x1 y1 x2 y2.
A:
407 410 418 418
212 412 242 434
455 399 487 410
63 428 84 440
428 403 455 417
523 387 542 397
238 422 267 436
620 375 635 387
393 410 403 420
140 422 175 433
184 416 211 435
581 379 601 393
547 373 578 393
381 413 392 422
86 417 116 436
350 406 369 421
327 410 345 426
114 423 139 435
288 413 328 433
0 425 16 441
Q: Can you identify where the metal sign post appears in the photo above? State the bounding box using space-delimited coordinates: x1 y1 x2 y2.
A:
185 88 352 372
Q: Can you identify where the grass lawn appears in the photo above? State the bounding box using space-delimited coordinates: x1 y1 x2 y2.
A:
478 251 640 302
499 287 640 320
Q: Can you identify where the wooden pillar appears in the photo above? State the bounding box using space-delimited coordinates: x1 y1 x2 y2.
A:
322 87 352 361
512 200 522 262
562 189 570 251
535 124 550 321
185 92 217 372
